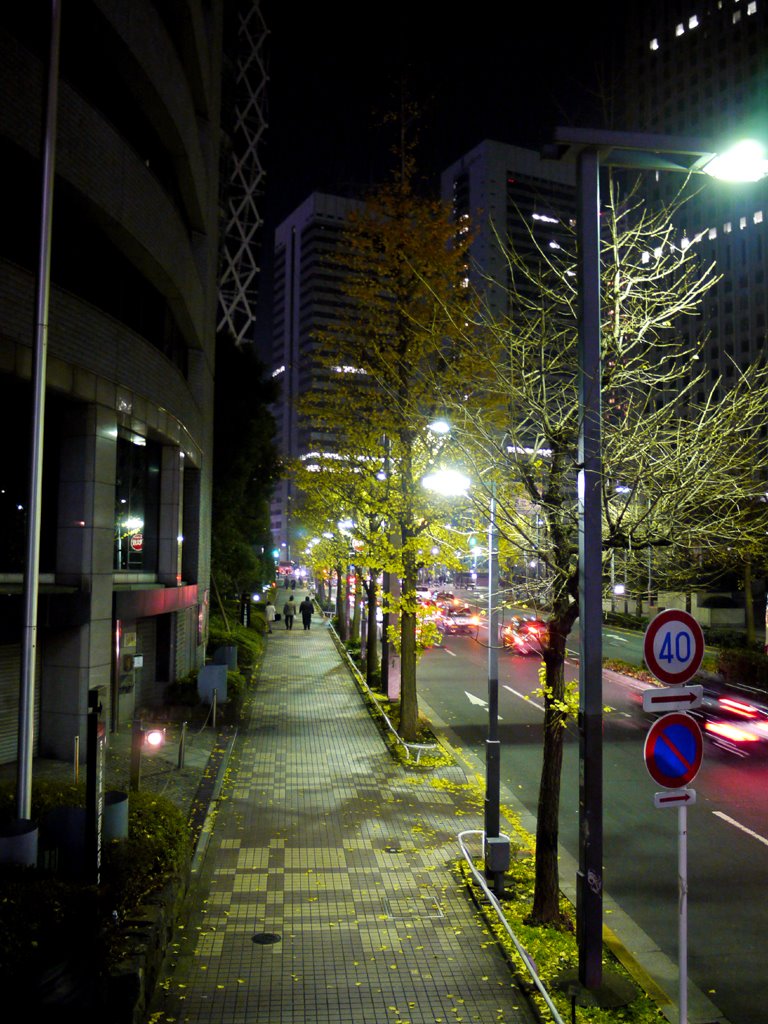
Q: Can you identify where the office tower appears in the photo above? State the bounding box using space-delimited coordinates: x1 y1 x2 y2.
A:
621 0 768 399
269 192 363 558
0 3 223 760
441 140 576 317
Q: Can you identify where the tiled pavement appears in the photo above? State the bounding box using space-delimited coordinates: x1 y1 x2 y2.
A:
148 603 537 1024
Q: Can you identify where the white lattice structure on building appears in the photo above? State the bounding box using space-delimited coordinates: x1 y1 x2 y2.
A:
218 0 269 345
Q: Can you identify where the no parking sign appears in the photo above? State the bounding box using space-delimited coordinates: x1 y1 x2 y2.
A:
643 711 703 788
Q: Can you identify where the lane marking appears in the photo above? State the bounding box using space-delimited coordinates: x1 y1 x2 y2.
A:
713 811 768 848
605 633 629 643
503 685 545 713
442 647 457 657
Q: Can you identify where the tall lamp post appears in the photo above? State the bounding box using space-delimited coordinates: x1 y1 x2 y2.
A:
422 468 509 892
549 126 768 992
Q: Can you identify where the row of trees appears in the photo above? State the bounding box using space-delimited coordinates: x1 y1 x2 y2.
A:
286 149 768 925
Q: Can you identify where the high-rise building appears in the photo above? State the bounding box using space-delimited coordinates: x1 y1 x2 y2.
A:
441 140 576 317
621 0 768 400
269 192 362 558
0 3 224 762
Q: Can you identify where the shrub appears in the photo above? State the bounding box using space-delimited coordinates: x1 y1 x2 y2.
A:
0 784 191 983
717 647 768 692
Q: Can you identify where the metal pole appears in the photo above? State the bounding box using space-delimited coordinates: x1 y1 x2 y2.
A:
18 0 61 821
576 146 604 990
484 482 507 892
679 804 688 1024
485 482 500 840
178 720 187 769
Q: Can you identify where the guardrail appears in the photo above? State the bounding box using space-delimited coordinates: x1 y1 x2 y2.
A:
457 829 565 1024
327 622 438 763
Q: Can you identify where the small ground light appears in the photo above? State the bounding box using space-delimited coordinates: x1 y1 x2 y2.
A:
143 726 166 750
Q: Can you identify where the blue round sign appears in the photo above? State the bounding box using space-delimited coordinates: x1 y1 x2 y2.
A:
643 712 703 788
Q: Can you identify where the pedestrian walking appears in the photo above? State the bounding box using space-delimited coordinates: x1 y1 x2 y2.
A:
284 595 296 630
299 595 314 630
265 600 276 634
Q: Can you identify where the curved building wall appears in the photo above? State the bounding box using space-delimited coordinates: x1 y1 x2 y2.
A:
0 2 221 762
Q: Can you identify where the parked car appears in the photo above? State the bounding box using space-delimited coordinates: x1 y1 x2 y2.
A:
415 584 432 601
500 616 548 655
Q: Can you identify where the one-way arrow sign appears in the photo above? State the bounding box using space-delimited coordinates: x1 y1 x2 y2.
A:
654 788 697 808
642 684 703 713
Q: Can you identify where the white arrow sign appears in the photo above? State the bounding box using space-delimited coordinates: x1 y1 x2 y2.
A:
654 788 697 808
464 691 502 719
465 690 487 707
642 684 703 713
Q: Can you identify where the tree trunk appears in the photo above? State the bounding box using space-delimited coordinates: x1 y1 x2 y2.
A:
351 573 362 642
745 557 755 646
366 574 380 686
399 547 419 741
529 620 570 926
335 565 347 641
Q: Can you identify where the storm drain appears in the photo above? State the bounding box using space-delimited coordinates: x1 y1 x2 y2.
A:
252 932 282 945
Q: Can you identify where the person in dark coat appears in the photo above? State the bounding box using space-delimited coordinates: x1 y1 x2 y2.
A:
299 596 314 630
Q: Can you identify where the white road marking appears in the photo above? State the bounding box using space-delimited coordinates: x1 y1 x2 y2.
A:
713 811 768 848
605 633 629 643
464 690 503 719
442 647 457 657
503 684 545 713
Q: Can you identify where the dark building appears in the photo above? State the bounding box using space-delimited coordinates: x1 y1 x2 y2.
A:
621 0 768 401
0 3 225 762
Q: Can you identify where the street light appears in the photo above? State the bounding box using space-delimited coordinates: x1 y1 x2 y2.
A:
550 126 768 995
422 467 510 893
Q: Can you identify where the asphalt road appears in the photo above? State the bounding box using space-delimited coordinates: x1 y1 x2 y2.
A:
416 618 768 1024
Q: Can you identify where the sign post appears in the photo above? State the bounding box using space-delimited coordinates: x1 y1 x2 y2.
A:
642 609 705 1024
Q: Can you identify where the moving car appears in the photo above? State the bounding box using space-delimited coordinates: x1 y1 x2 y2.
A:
437 607 480 637
689 684 768 758
500 616 548 655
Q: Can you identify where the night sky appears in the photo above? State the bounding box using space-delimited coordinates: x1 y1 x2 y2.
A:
254 1 627 346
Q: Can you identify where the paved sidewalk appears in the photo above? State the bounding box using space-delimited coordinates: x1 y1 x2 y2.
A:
148 603 537 1024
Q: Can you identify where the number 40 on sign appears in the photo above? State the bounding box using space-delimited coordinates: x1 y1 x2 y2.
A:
643 609 705 686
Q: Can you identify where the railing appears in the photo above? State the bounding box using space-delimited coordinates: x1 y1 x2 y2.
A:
327 621 438 763
457 829 566 1024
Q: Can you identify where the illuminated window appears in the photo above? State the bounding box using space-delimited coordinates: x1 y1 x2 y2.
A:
740 216 747 229
114 434 160 571
688 14 699 27
748 1 756 13
675 22 685 35
724 221 733 233
754 210 764 224
733 9 741 21
708 227 718 239
641 251 651 264
650 37 659 50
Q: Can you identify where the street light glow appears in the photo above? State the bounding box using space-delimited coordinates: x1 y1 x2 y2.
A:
702 140 768 182
421 468 471 496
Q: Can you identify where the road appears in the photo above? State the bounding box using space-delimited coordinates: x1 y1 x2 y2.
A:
416 617 768 1024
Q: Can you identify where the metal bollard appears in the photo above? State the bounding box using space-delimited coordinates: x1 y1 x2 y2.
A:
74 735 80 785
178 721 187 769
212 688 217 730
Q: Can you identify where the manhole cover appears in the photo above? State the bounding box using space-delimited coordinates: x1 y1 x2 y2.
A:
252 932 281 945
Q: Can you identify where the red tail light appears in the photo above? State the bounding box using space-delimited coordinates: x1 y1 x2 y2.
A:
718 697 759 719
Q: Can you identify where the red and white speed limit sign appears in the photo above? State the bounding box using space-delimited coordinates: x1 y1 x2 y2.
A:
643 609 705 685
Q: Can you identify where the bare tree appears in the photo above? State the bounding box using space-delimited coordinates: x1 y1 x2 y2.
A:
427 174 768 923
